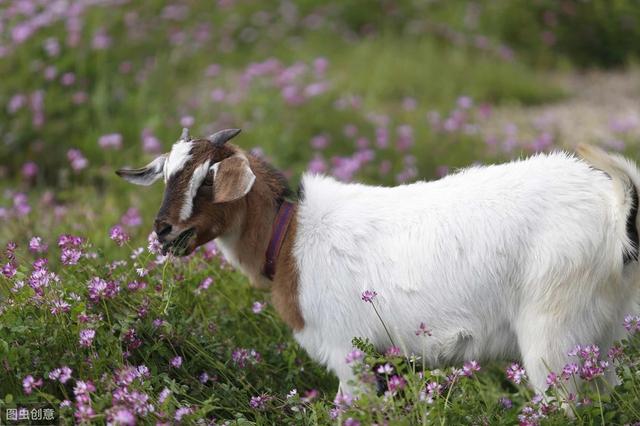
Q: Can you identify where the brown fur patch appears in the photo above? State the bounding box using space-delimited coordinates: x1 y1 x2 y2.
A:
270 208 304 330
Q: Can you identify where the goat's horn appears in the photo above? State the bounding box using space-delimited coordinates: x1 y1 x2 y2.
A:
207 128 241 145
180 128 190 141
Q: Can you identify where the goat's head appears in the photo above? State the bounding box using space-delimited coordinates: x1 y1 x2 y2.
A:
116 128 255 256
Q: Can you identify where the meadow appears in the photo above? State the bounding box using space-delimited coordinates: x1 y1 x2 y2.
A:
1 0 640 424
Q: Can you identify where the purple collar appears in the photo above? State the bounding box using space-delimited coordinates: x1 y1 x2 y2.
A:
263 201 295 280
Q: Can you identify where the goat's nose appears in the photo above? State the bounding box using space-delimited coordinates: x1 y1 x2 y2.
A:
154 220 173 240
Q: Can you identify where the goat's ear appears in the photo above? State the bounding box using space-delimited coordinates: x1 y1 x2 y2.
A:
115 155 166 186
211 154 255 203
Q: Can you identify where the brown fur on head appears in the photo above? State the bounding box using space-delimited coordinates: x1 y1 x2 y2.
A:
116 128 259 256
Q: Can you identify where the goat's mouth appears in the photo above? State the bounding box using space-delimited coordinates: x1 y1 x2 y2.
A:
162 228 196 256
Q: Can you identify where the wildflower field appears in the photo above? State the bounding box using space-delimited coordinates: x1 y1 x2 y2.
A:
1 0 640 424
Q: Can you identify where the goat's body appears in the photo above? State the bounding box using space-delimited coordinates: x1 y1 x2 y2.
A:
292 151 640 392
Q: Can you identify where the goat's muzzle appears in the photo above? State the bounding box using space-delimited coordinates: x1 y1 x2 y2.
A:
161 227 196 256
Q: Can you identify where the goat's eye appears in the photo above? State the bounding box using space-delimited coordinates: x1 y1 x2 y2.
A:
201 174 213 187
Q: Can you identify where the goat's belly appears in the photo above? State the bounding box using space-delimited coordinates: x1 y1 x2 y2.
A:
294 271 520 377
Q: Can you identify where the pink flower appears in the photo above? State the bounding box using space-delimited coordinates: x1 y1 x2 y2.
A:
49 366 73 384
79 329 96 347
109 408 135 425
23 375 43 394
506 363 527 384
345 349 364 364
180 116 195 127
252 301 266 314
110 225 130 246
141 128 162 154
623 314 640 333
158 387 171 403
98 133 123 150
174 406 194 421
61 248 82 265
388 375 406 393
67 149 89 171
249 394 272 410
120 208 142 227
376 363 393 375
462 360 481 377
21 162 38 180
361 290 377 303
50 299 71 315
170 356 182 368
385 346 401 357
29 236 47 253
415 322 432 336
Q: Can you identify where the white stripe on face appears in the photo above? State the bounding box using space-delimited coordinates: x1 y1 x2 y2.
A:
179 159 211 221
164 140 193 183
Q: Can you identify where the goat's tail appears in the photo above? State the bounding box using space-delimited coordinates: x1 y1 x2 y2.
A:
577 144 640 264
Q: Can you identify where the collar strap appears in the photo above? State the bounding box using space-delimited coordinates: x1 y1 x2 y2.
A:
263 200 295 280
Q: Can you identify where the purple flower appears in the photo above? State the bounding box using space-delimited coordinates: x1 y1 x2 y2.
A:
623 314 640 333
61 248 82 265
49 366 72 384
170 356 182 368
141 128 162 154
388 375 406 393
199 372 210 383
180 116 195 128
23 375 43 394
249 394 272 410
98 133 123 150
79 329 96 347
310 134 330 150
415 322 432 337
344 419 360 426
385 346 401 357
109 408 135 426
462 360 481 377
252 301 266 314
147 232 162 254
87 277 119 302
302 389 318 403
120 208 142 228
376 363 393 375
333 392 353 409
361 290 377 303
158 387 171 404
174 407 194 421
345 349 364 364
22 162 38 180
67 149 88 171
2 262 17 278
307 155 327 174
506 363 527 384
499 396 513 409
58 234 83 248
457 96 473 109
232 348 261 368
50 299 71 315
110 225 130 246
29 236 47 253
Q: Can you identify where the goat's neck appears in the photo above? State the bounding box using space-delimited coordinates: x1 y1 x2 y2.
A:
217 164 284 290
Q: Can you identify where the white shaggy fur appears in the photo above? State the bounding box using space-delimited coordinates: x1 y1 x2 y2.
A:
292 151 640 393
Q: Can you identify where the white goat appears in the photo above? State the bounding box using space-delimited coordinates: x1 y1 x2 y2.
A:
117 129 640 395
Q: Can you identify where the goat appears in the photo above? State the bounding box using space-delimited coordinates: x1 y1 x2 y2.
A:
117 128 640 395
